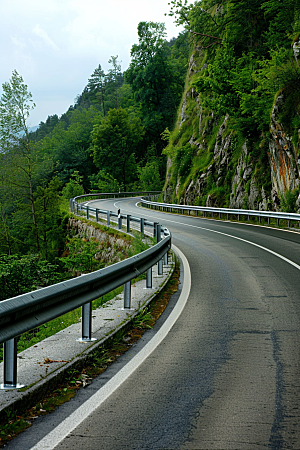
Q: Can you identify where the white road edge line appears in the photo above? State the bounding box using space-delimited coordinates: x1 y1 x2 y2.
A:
29 244 191 450
88 197 300 270
127 201 300 272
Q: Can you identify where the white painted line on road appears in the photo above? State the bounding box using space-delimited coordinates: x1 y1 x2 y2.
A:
117 203 300 272
29 245 191 450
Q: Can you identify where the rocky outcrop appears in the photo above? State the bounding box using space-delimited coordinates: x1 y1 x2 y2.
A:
164 47 300 212
68 218 131 264
268 94 300 209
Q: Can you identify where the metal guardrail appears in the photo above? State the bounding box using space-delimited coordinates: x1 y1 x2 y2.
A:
71 190 161 206
0 194 170 389
141 198 300 228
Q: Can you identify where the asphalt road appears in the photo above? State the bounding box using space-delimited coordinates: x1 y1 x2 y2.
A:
9 197 300 449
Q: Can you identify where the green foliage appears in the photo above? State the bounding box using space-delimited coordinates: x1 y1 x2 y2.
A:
89 170 120 193
165 0 300 208
125 22 188 151
62 171 85 199
92 107 144 190
132 306 153 329
34 177 66 260
0 255 63 301
38 107 98 187
0 70 35 152
60 236 105 275
138 160 163 191
280 189 299 213
87 64 107 115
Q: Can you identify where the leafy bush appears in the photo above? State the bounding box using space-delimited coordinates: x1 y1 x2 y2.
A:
0 255 64 301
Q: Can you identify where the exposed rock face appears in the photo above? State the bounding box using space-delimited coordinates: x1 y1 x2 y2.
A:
164 49 300 211
268 94 300 209
68 218 131 264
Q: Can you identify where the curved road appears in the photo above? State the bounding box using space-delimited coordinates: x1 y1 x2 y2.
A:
10 197 300 449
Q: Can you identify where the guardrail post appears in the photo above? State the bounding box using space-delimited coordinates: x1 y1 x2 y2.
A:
96 209 99 223
146 267 152 288
157 224 163 275
277 218 280 226
118 210 122 230
107 211 111 226
288 219 291 228
156 224 161 243
268 217 270 225
153 222 158 238
78 302 96 342
124 281 131 309
86 206 89 220
259 216 261 224
140 218 144 238
127 215 131 233
164 251 168 265
0 338 24 389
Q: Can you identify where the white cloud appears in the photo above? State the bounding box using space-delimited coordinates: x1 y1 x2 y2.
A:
11 36 27 49
1 0 193 125
33 24 59 51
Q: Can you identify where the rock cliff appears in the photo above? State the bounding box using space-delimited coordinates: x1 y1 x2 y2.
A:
164 49 300 212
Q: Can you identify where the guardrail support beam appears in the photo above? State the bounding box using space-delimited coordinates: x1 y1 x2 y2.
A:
78 302 96 342
153 222 158 238
96 209 99 223
107 211 110 226
1 338 24 390
127 215 131 233
140 218 145 238
124 281 131 309
158 259 163 275
86 206 89 220
146 267 152 288
164 251 168 265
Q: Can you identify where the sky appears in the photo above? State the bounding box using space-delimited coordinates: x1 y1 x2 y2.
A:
0 0 192 127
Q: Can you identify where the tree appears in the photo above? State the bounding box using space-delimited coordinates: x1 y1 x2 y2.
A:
92 108 144 190
87 64 107 115
138 160 163 191
34 177 65 260
125 22 186 151
0 71 45 251
39 107 98 187
106 56 123 109
0 255 63 301
62 171 85 199
0 70 35 152
89 170 120 193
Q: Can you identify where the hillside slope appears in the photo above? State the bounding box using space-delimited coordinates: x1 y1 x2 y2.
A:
163 0 300 212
